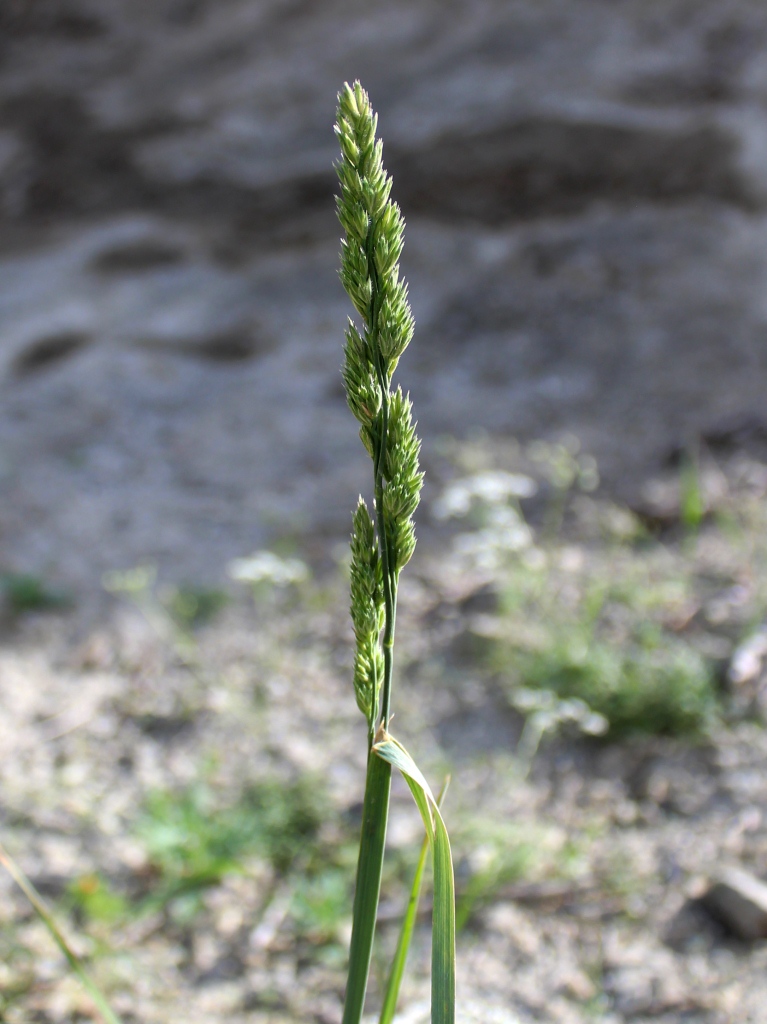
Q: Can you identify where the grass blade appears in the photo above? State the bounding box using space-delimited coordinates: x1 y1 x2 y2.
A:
429 804 455 1024
343 750 392 1024
379 777 450 1024
373 733 455 1024
0 841 123 1024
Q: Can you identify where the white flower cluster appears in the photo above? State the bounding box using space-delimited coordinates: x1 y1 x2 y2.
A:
434 471 537 572
227 551 309 586
512 687 608 736
433 470 537 521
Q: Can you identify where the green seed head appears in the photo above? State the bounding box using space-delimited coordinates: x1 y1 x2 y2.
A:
336 80 422 724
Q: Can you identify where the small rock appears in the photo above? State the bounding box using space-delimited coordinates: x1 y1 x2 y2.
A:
728 629 767 685
664 895 723 952
605 962 689 1017
458 582 501 616
603 932 693 1016
558 968 597 1002
702 866 767 941
485 901 541 957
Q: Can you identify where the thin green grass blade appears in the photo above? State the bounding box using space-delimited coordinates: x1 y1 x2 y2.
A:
428 803 455 1024
379 778 450 1024
373 734 455 1024
343 750 392 1024
0 841 123 1024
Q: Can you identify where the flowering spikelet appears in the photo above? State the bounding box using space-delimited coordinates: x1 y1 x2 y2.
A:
336 80 422 729
349 499 384 723
382 388 423 571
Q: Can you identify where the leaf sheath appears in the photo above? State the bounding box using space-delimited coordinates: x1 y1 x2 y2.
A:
342 750 392 1024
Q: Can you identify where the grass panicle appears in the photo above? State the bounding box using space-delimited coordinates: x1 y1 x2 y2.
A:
336 80 455 1024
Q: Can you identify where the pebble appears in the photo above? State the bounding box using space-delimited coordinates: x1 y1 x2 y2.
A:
703 866 767 941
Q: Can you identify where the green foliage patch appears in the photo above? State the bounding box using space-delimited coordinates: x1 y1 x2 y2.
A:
515 625 715 738
437 457 722 740
165 585 230 628
492 551 719 738
138 777 326 904
1 572 71 614
67 874 129 924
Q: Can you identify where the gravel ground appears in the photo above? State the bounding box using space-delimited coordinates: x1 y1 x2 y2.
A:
3 452 767 1024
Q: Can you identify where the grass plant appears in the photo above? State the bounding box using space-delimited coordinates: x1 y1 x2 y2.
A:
336 81 455 1024
1 81 457 1024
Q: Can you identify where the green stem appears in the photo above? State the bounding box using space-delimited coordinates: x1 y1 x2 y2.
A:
366 223 398 732
374 443 397 731
342 750 392 1024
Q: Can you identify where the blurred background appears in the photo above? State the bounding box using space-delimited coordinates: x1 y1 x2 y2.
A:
2 0 767 591
4 3 767 1024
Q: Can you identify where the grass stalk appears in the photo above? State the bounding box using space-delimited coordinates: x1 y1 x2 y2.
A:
336 80 454 1024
